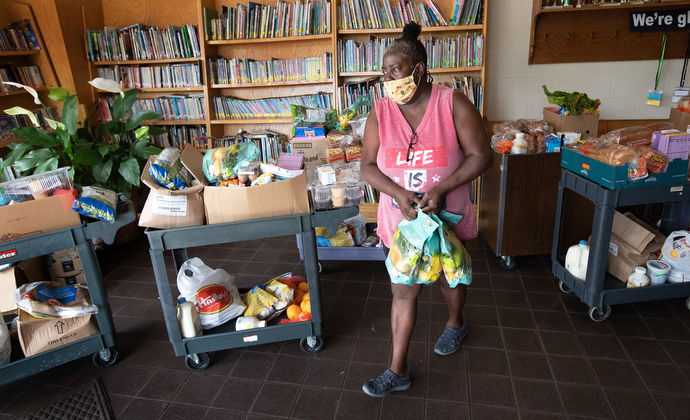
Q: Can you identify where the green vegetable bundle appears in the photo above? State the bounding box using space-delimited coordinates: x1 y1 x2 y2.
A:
542 85 601 116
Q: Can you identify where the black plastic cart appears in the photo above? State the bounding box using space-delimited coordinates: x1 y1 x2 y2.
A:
145 206 358 371
551 168 690 321
0 200 134 385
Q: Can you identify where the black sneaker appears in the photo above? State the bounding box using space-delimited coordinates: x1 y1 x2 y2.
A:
434 323 468 356
362 368 411 397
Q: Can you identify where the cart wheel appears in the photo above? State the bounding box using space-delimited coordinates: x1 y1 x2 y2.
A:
500 257 516 271
185 352 210 371
300 336 323 353
318 262 323 274
92 347 119 369
588 306 612 322
558 280 573 294
686 297 690 311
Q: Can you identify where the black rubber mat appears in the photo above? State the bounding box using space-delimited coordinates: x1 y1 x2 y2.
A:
14 378 113 420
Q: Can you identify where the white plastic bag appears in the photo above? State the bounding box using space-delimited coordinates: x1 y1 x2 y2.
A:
0 321 11 366
14 282 98 318
177 258 246 330
660 231 690 278
343 214 367 245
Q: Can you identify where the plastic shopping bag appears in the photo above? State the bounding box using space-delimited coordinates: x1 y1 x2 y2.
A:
659 231 690 278
14 281 99 318
0 320 11 366
177 258 246 329
438 223 472 287
411 231 443 284
385 209 440 285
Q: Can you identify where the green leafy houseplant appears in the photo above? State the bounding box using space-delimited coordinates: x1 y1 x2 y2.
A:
1 78 164 197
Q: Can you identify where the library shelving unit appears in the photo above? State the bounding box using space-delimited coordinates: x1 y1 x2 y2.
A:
81 0 207 148
0 2 59 150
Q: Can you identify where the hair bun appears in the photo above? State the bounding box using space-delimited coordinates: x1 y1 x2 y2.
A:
402 22 421 41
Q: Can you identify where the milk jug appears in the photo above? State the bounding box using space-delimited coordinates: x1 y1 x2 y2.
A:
176 297 202 338
627 266 650 288
565 240 589 281
511 133 528 154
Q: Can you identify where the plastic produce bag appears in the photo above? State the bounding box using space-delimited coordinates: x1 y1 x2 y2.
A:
435 212 472 287
149 147 192 190
72 186 117 222
412 231 442 284
386 209 440 285
242 273 294 320
177 257 246 330
344 214 367 245
315 222 355 247
291 105 337 132
233 142 261 175
14 281 98 318
202 144 240 183
0 320 11 366
660 231 690 277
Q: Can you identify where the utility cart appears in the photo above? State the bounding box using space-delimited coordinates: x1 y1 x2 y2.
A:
145 206 358 371
0 200 134 385
551 168 690 322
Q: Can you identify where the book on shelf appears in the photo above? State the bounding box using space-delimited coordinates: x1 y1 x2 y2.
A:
9 19 40 51
0 64 19 92
0 107 58 136
209 52 332 85
213 93 332 120
338 0 455 30
149 124 207 149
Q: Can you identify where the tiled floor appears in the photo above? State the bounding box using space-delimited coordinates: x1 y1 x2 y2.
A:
1 231 690 419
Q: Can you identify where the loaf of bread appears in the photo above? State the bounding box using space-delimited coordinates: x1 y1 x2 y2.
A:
605 122 674 146
583 144 639 166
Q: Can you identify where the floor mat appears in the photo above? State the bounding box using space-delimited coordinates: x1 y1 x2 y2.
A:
14 378 114 420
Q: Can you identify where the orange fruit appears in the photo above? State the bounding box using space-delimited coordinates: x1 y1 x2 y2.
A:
300 299 311 313
286 304 302 320
302 292 309 302
297 282 309 292
298 311 309 318
293 289 306 305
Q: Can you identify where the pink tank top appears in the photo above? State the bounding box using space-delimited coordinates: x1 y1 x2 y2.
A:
375 84 477 247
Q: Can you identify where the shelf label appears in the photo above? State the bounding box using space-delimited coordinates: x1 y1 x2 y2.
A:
630 9 690 32
243 334 258 342
152 195 187 216
609 242 618 256
670 186 684 193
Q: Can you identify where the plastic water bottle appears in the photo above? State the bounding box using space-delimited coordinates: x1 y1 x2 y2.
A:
565 240 589 281
627 266 650 288
511 133 528 154
176 297 202 338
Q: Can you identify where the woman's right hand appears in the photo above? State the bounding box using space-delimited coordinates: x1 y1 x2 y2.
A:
395 190 422 220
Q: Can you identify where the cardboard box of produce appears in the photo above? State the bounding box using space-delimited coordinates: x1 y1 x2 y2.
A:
605 211 666 282
543 108 599 139
668 108 690 132
289 136 328 166
139 146 208 229
0 194 81 243
17 309 98 357
175 147 311 224
47 248 84 285
561 148 688 189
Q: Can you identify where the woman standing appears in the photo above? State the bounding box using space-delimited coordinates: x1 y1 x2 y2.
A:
360 22 493 397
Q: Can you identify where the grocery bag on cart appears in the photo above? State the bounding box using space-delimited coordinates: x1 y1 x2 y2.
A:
659 231 690 281
177 258 246 329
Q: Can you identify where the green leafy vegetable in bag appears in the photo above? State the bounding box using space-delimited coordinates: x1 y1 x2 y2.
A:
542 85 601 116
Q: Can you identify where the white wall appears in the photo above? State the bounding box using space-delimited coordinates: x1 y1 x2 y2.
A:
484 0 683 121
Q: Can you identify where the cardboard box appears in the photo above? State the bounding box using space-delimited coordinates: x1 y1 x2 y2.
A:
543 108 600 139
668 108 690 132
604 212 666 283
139 145 208 229
170 147 310 224
0 194 81 243
17 309 98 357
47 248 84 285
0 264 28 314
290 137 328 166
561 148 689 189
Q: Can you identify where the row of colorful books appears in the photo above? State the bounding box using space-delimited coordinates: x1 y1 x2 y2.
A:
423 33 483 68
337 38 395 73
449 0 483 26
95 95 206 123
208 53 332 85
0 64 45 91
337 0 452 30
96 63 202 89
0 19 40 52
0 108 58 139
149 125 208 149
453 75 481 109
213 93 333 119
86 24 201 62
336 77 385 112
245 130 289 165
203 0 331 41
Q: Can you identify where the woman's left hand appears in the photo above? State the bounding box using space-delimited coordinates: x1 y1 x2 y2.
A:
419 187 447 215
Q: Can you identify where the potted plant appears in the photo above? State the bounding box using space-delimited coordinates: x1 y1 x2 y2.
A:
1 78 164 198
